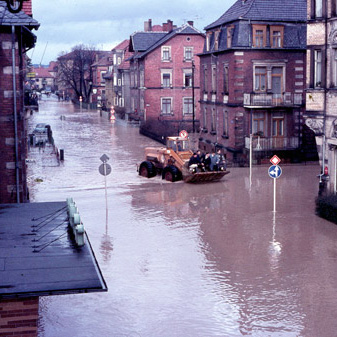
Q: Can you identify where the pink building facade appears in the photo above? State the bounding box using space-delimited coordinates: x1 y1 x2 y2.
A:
129 20 205 140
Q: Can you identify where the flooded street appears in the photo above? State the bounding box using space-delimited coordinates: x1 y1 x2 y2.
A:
28 96 337 337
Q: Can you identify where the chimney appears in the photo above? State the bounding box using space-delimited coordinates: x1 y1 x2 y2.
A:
144 19 152 32
167 20 173 32
187 21 194 27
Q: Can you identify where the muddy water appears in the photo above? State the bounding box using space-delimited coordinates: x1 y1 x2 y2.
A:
28 96 337 337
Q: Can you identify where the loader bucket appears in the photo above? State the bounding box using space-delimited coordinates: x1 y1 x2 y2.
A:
183 171 230 183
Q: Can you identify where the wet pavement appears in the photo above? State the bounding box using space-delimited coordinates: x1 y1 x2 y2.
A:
27 95 337 337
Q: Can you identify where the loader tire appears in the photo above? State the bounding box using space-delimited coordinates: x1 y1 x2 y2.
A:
139 161 156 178
162 165 182 182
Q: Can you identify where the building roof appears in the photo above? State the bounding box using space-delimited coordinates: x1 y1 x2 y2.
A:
112 39 129 51
118 49 133 70
0 2 39 28
91 51 112 67
0 201 107 299
205 0 307 30
129 31 167 52
134 24 204 60
32 67 53 78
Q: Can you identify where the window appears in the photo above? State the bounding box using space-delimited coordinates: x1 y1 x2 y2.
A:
162 73 171 87
214 30 220 50
203 107 207 129
254 67 267 91
140 97 144 111
270 26 284 48
118 79 121 86
211 65 217 92
206 32 212 51
161 46 171 61
119 98 124 107
272 113 284 137
184 47 193 61
223 110 228 136
211 109 216 132
253 112 265 135
227 26 234 48
113 73 117 86
161 97 172 114
223 65 229 94
315 0 323 17
140 70 144 87
271 67 283 96
314 50 322 87
203 66 208 92
184 72 192 87
183 97 193 115
161 70 172 87
253 25 266 47
333 49 337 86
117 57 122 65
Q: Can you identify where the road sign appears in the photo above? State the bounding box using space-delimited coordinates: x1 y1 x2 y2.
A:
270 155 281 165
179 130 188 138
100 154 109 163
99 163 111 176
268 165 282 179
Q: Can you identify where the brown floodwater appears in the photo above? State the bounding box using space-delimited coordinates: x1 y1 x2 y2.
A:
27 96 337 337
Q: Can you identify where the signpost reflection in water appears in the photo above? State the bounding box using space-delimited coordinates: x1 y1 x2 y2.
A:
28 97 337 337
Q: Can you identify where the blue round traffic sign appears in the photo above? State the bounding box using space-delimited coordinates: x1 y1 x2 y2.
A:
268 165 282 179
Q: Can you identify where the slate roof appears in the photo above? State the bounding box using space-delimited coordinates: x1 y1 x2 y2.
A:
134 24 204 59
0 202 107 299
205 0 306 30
0 1 39 28
129 32 167 52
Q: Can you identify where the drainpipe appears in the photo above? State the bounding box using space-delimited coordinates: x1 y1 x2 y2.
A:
321 8 328 182
12 25 20 203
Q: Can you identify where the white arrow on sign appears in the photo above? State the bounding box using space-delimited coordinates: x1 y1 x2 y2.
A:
268 165 282 179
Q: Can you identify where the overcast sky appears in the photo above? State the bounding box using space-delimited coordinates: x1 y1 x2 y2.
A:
29 0 235 65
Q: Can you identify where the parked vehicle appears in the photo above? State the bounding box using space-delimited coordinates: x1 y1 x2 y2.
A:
138 136 229 183
32 123 50 145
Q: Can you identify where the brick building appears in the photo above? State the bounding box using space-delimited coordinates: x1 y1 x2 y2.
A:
0 1 39 203
30 66 54 91
306 0 337 193
90 51 111 108
129 20 205 140
103 39 133 118
198 0 309 165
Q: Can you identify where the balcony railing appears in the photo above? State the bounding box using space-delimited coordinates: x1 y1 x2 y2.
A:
245 136 299 151
243 92 303 107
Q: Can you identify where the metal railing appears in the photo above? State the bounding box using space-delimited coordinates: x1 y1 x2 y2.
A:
245 136 299 150
243 92 303 107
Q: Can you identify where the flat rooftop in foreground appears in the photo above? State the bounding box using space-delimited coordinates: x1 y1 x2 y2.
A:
0 202 107 299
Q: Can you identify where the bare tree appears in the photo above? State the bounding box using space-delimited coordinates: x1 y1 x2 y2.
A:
57 44 98 103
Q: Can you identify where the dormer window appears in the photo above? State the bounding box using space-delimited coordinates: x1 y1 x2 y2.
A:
271 26 284 48
252 25 266 47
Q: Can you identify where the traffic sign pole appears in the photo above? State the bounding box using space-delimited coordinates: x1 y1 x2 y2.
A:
274 178 276 213
269 155 282 213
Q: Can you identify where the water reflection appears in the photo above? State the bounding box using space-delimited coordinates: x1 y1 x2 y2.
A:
28 96 337 337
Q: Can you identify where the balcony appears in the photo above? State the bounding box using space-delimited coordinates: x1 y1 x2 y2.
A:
245 136 299 151
243 92 303 107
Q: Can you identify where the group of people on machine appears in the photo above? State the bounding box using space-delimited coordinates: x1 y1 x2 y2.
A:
188 149 226 173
